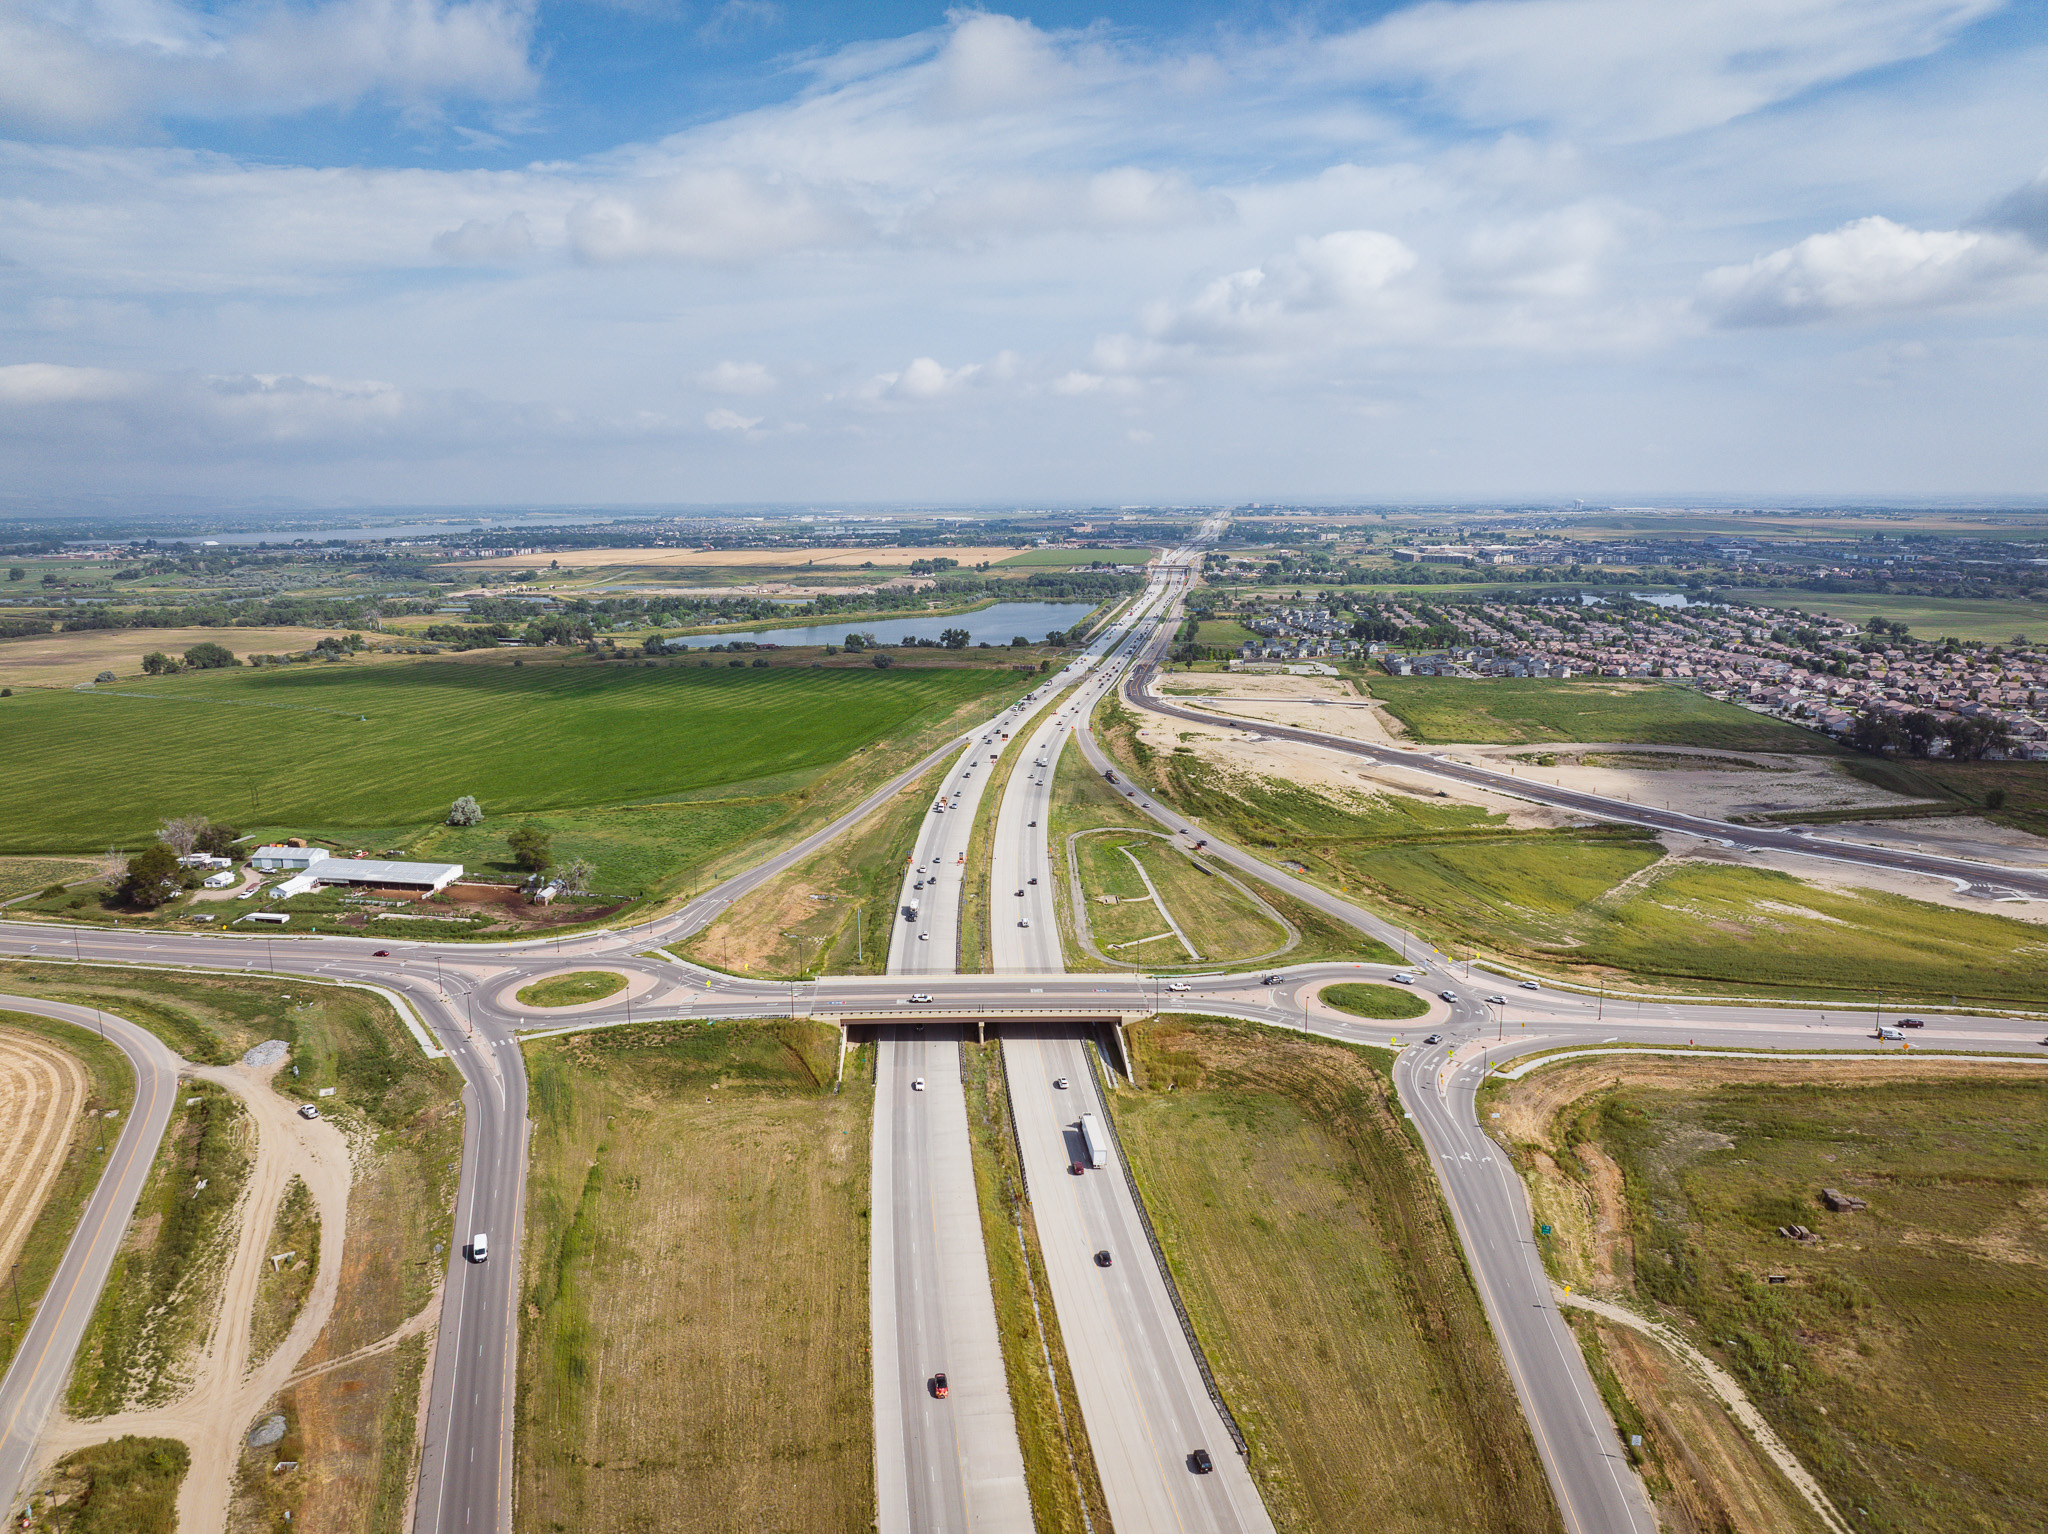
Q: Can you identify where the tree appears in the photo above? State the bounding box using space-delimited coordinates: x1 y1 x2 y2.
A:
642 634 666 655
157 815 209 858
94 671 115 684
448 795 484 827
1045 631 1066 646
6 567 22 581
841 632 867 651
1985 787 2009 811
558 857 595 895
1010 635 1030 647
141 651 178 675
197 822 240 857
507 824 552 872
183 641 237 670
1845 711 1902 756
870 652 894 669
939 627 970 650
120 842 184 909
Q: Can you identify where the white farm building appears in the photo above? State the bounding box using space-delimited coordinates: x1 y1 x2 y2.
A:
274 858 464 898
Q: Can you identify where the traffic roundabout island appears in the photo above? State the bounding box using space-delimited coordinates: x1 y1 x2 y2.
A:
513 970 632 1009
1315 981 1430 1021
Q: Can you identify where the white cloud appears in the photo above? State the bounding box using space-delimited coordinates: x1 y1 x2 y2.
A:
1147 230 1423 351
697 360 778 395
0 0 538 134
565 170 861 264
1698 214 2044 326
1325 0 2003 141
1982 165 2048 245
704 407 763 432
433 211 534 263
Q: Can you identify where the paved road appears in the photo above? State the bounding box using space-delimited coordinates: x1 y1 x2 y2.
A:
872 1027 1033 1534
1005 1025 1275 1534
0 997 181 1519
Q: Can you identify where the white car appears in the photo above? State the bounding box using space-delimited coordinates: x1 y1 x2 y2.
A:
1390 973 1413 984
912 1078 926 1091
1520 980 1540 990
1018 918 1031 928
909 993 933 1003
1166 981 1190 992
1054 1077 1069 1090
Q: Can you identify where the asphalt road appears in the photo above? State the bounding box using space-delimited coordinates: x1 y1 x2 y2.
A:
0 996 181 1519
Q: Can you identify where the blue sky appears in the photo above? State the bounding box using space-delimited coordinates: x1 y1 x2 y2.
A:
1 0 2045 507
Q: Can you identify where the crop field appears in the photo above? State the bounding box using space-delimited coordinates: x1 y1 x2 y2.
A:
1725 589 2048 644
1493 1059 2048 1533
1116 1016 1563 1534
1366 677 1832 751
517 1020 871 1534
0 625 375 688
997 546 1155 567
0 660 1015 856
464 543 1021 571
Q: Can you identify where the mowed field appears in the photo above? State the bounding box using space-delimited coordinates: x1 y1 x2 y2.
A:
0 660 1013 853
517 1020 872 1534
0 625 371 687
1116 1016 1563 1534
1366 677 1832 751
1725 589 2048 644
997 546 1156 567
1492 1059 2048 1533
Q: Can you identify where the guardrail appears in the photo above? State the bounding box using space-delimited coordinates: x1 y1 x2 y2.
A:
1082 1039 1251 1462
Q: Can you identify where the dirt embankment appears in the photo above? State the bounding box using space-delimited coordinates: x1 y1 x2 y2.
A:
0 1027 89 1276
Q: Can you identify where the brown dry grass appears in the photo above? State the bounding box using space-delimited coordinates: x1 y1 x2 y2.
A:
1118 1015 1563 1534
0 1024 88 1276
516 1021 872 1534
0 626 377 686
459 544 1022 570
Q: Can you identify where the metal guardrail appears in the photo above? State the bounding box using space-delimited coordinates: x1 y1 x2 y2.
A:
1082 1039 1251 1462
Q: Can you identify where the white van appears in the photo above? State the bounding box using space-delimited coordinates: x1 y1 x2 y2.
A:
470 1233 489 1263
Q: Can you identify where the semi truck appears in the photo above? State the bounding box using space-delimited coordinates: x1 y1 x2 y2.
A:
903 897 920 922
1079 1112 1109 1170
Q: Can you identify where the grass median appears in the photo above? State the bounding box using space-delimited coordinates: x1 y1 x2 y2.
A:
516 1019 872 1534
516 971 627 1007
1489 1056 2048 1534
1115 1014 1563 1534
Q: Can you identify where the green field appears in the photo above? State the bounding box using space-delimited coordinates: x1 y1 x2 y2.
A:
1726 589 2048 644
516 971 628 1007
0 661 1014 855
517 1020 870 1534
44 1437 188 1534
1118 1017 1562 1532
1367 677 1831 750
1073 832 1290 965
1317 981 1429 1019
998 547 1155 568
1192 619 1261 650
1501 1063 2048 1533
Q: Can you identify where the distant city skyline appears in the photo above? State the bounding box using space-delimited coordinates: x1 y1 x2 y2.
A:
2 0 2045 504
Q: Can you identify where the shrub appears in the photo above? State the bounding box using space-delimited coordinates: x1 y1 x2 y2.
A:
448 794 484 827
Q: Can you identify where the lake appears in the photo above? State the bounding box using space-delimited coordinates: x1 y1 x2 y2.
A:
663 601 1100 650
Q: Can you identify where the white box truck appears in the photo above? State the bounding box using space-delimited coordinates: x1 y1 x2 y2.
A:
1079 1113 1109 1170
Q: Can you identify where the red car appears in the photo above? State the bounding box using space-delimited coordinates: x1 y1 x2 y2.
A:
931 1373 949 1399
372 949 390 957
1070 1161 1085 1176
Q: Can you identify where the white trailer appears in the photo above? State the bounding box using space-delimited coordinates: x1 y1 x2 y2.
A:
1079 1112 1109 1170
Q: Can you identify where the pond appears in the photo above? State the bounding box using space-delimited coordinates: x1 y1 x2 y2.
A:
1579 590 1695 608
662 600 1101 650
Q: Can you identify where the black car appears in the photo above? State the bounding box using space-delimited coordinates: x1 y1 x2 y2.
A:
1094 1249 1112 1268
1897 1018 1926 1028
931 1373 949 1399
1189 1449 1214 1475
1424 1033 1443 1045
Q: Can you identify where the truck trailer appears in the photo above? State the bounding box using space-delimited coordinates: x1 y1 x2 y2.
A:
903 897 920 922
1079 1112 1109 1170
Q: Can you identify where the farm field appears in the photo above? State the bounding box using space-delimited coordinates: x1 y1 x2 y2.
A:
997 546 1155 567
1489 1058 2048 1533
1365 677 1832 751
1116 1016 1563 1534
0 659 1017 856
461 543 1021 571
1724 589 2048 644
516 1020 871 1534
0 625 378 688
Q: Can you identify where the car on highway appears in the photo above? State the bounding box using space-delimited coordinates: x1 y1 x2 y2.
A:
1439 990 1458 1002
1028 819 1037 826
1189 1449 1213 1475
1017 888 1025 896
918 932 929 941
912 1078 925 1091
1262 973 1284 986
1069 1160 1085 1175
1423 1034 1442 1045
372 949 390 957
1485 995 1506 1005
1520 980 1540 990
470 1232 489 1263
909 993 933 1003
298 1103 320 1120
1019 918 1030 928
1094 1250 1112 1267
1390 972 1412 983
930 1373 949 1399
1028 876 1038 885
1165 981 1190 991
1897 1018 1926 1028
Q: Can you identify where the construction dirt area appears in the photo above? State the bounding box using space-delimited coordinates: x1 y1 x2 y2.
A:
32 1050 358 1534
0 1027 89 1278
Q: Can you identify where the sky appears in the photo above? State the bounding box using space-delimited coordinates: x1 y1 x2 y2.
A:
1 0 2046 509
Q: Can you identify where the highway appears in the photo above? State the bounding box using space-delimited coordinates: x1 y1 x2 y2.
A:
7 515 2048 1532
0 996 181 1518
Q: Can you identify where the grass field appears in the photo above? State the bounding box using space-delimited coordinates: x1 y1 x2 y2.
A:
1073 832 1290 964
42 1436 189 1534
516 971 627 1007
0 624 372 688
247 1175 318 1369
68 1080 251 1415
0 1013 134 1381
1317 981 1429 1019
1115 1016 1563 1533
0 856 111 904
1725 589 2048 644
0 660 1017 855
1839 755 2048 839
1193 619 1261 650
516 1020 871 1534
1366 677 1832 750
998 547 1156 567
1493 1059 2048 1533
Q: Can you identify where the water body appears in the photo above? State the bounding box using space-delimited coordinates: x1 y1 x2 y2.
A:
1579 590 1694 608
664 600 1098 650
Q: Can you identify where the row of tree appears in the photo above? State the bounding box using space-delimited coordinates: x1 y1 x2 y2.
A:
1845 708 2013 761
449 799 594 892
